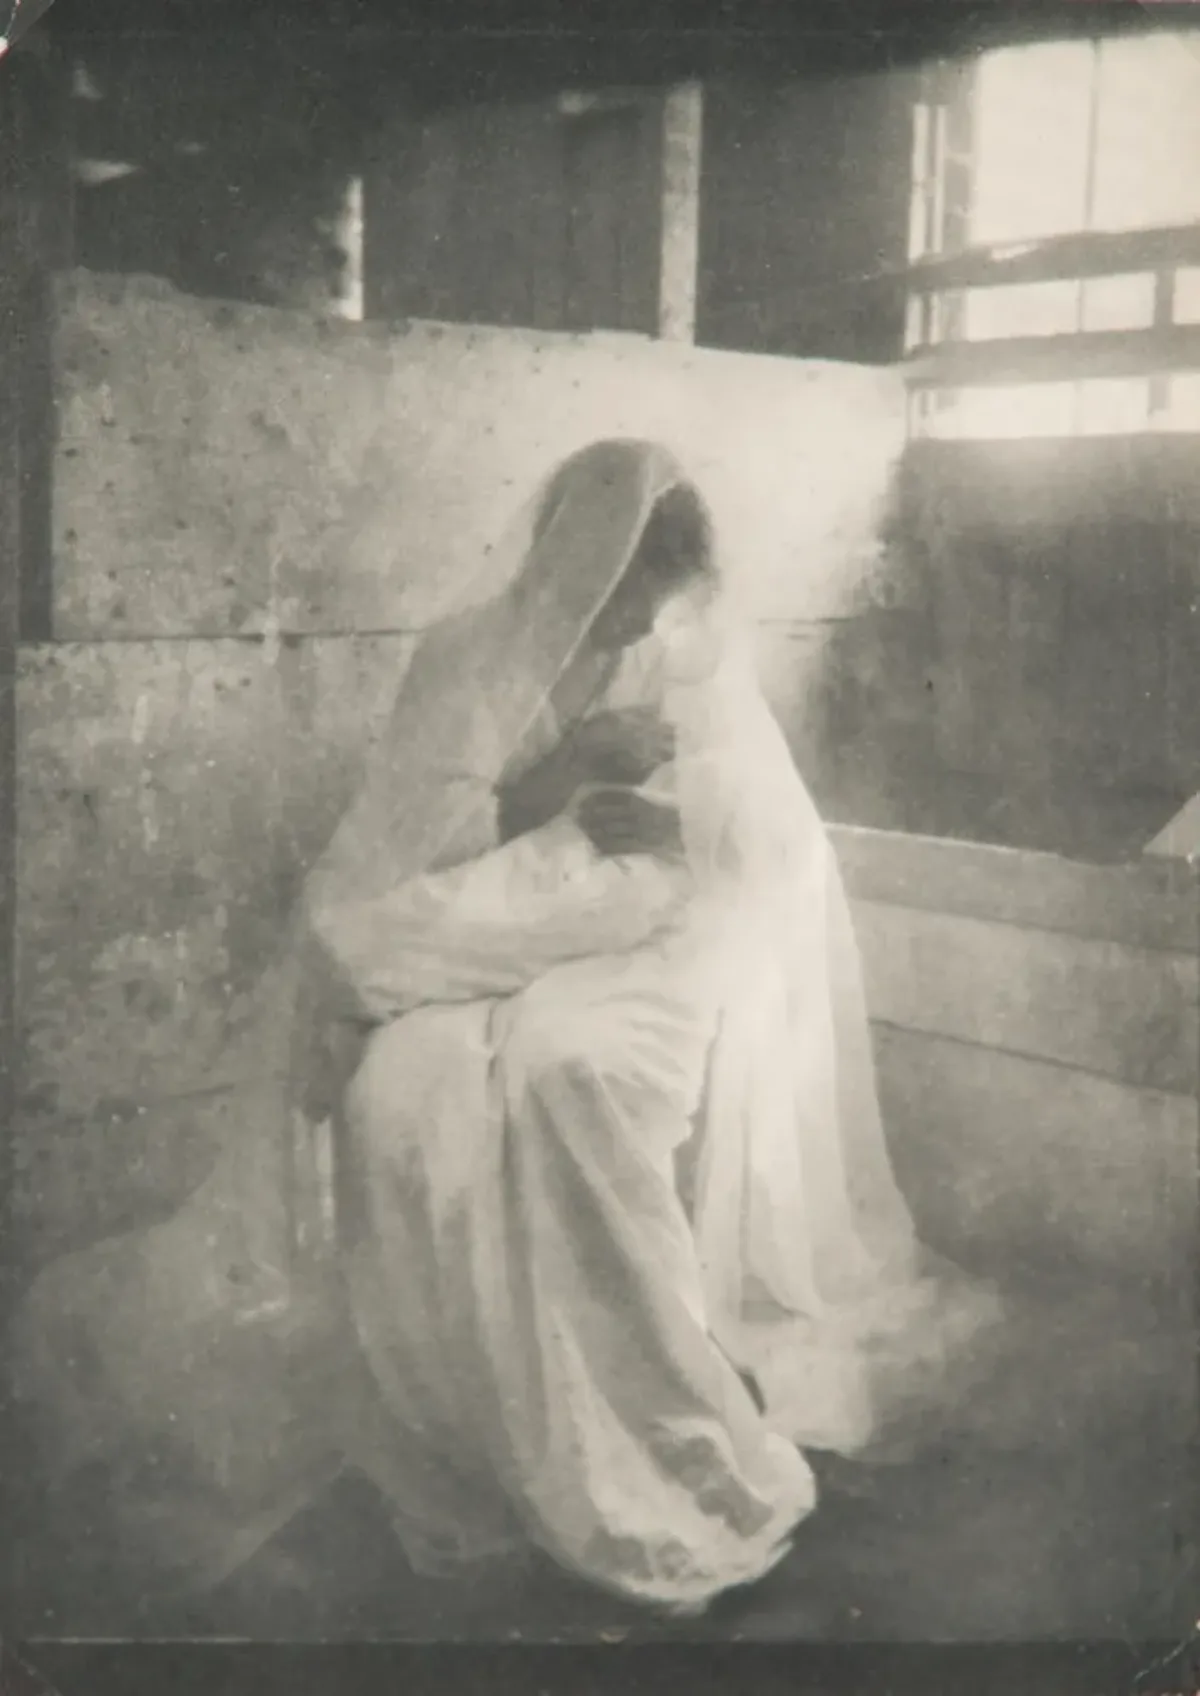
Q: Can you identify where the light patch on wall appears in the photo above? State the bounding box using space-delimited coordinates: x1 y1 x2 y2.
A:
130 692 151 747
71 61 104 101
74 160 143 187
138 770 160 850
331 175 364 323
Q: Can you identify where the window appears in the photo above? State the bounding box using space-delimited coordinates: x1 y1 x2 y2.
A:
905 30 1200 439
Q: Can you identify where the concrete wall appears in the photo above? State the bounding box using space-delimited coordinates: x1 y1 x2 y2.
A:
51 269 913 814
53 270 905 636
884 438 1200 860
15 635 407 1260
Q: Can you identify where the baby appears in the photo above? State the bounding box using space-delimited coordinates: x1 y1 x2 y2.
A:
330 609 744 1024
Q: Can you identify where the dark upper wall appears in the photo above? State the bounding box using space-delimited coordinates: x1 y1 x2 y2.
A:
696 75 912 364
363 95 665 334
846 435 1200 860
63 36 365 312
50 24 916 364
42 0 1173 86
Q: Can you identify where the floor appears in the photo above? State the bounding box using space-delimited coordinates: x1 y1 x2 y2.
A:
11 1274 1193 1645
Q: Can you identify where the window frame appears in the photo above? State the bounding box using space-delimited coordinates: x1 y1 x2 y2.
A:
902 33 1200 437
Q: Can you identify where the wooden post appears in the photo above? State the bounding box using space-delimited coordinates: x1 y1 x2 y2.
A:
0 48 22 1317
0 28 69 1312
658 81 704 344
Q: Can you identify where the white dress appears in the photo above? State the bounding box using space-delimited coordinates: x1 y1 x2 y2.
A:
318 652 819 1613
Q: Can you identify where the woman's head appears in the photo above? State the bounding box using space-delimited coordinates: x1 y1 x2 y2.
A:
588 480 718 653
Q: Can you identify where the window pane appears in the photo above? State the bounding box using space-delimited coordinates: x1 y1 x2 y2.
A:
1077 378 1150 434
1091 33 1200 232
961 279 1080 341
909 379 1158 440
905 293 925 350
1173 267 1200 325
1152 372 1200 433
969 43 1095 244
1079 271 1157 332
908 103 932 260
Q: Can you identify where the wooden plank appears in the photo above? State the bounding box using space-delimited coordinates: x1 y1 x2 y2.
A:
875 1024 1197 1292
16 634 416 1125
695 74 911 364
563 95 662 335
16 268 54 643
905 221 1200 294
905 323 1200 389
658 83 702 343
830 822 1199 955
855 898 1197 1097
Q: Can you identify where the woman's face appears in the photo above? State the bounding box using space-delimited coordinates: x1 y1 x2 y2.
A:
588 561 678 653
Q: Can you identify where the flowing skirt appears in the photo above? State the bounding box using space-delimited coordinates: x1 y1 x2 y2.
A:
334 938 817 1614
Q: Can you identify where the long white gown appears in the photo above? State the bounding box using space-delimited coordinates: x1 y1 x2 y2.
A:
313 645 824 1611
9 441 993 1618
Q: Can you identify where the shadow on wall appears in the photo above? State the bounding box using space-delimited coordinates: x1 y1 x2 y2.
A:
803 434 1200 862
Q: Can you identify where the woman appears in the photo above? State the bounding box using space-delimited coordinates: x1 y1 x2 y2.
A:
9 440 992 1619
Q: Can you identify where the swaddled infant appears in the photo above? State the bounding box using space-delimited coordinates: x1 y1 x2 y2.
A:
442 738 691 955
324 609 749 1028
415 624 711 964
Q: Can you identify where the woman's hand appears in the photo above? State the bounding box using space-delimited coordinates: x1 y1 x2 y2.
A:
566 707 675 787
576 787 685 859
497 708 674 843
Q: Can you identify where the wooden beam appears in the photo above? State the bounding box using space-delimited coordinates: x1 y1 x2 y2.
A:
905 222 1200 294
829 822 1198 956
0 69 20 1317
658 82 703 344
904 323 1200 389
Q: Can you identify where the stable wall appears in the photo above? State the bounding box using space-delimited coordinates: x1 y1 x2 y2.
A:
49 269 918 817
52 271 904 633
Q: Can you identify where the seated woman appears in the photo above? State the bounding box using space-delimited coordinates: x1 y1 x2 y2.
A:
8 439 995 1621
301 443 993 1611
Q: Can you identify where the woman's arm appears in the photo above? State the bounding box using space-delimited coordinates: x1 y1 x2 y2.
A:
310 824 684 1023
497 707 676 842
496 742 581 842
